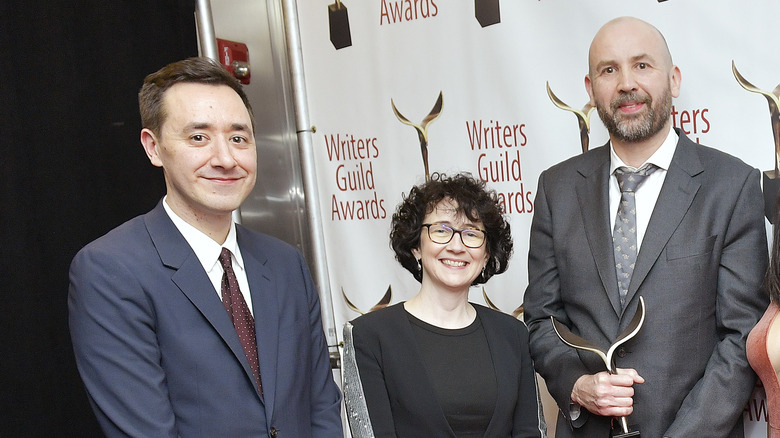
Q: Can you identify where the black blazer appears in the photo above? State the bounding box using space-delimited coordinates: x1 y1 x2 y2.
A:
351 302 545 438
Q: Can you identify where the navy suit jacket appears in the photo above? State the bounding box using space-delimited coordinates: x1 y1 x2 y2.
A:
69 202 343 437
524 130 768 438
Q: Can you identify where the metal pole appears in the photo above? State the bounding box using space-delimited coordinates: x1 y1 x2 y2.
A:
280 0 340 367
195 0 218 61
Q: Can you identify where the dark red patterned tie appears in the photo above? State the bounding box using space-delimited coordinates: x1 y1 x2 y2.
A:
219 248 262 394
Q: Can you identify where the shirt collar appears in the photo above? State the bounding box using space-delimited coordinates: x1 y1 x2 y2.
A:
162 197 244 271
609 126 678 174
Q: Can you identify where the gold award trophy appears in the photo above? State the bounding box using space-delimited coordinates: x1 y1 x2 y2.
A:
546 82 595 154
391 91 443 182
551 296 646 437
732 61 780 222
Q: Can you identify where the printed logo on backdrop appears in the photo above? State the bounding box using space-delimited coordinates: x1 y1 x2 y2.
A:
391 92 443 181
380 0 438 25
378 1 503 27
343 286 392 315
475 0 500 27
465 111 533 216
328 1 352 49
733 61 780 222
322 129 387 220
546 82 596 154
670 103 709 144
338 93 443 317
744 381 769 433
463 92 533 317
339 89 531 319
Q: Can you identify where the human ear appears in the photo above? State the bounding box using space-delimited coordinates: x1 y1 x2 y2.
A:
669 65 682 98
584 74 596 106
140 128 163 168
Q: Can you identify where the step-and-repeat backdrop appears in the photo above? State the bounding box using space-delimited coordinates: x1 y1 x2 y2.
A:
296 1 778 435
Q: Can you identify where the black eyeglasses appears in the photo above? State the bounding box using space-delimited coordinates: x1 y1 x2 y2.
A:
421 223 487 248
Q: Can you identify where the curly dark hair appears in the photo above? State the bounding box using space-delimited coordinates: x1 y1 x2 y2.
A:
390 172 513 285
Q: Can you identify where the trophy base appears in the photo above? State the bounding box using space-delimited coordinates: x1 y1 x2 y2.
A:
612 430 640 438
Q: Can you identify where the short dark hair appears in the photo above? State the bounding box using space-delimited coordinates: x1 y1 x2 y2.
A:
138 57 255 136
390 172 513 285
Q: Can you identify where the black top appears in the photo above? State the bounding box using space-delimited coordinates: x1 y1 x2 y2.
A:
350 302 544 438
407 311 497 438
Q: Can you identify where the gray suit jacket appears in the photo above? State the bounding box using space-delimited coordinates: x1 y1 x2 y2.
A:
69 201 343 437
524 130 768 438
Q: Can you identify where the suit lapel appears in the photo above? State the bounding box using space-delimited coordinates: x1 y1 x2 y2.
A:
575 146 623 315
624 132 703 314
238 226 279 418
144 204 264 403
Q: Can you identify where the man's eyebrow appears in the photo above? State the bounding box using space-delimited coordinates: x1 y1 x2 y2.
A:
629 53 655 63
180 122 251 132
230 123 251 132
182 122 213 132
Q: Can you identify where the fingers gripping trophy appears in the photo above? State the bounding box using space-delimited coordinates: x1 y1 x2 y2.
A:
552 297 646 438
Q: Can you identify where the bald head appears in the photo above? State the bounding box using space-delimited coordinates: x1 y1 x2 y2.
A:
584 16 681 153
588 17 674 77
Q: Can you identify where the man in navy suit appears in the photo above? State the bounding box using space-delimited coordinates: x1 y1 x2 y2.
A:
69 57 343 437
524 17 768 437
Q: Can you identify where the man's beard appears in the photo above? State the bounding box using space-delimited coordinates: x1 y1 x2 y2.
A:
597 88 672 143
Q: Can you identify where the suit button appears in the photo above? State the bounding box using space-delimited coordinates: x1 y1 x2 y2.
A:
270 427 278 437
617 347 627 358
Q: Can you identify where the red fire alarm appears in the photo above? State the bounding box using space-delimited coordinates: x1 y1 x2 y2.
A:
217 38 250 85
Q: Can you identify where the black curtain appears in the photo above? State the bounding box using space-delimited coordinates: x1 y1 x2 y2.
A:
0 1 197 435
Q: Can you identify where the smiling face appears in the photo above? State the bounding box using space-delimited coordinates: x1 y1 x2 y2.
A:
412 199 489 294
141 82 257 230
585 17 681 145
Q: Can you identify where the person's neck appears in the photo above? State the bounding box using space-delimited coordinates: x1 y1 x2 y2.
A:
168 203 233 244
611 124 671 168
190 215 232 245
404 287 474 329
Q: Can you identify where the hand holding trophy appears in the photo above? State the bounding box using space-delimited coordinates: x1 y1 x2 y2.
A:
551 296 646 437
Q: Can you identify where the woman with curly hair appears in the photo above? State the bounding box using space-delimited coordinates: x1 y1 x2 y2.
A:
347 172 545 437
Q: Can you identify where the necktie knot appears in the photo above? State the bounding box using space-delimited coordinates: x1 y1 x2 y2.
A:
219 247 232 271
615 164 658 193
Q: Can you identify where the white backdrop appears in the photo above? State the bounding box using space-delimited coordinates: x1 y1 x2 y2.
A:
295 1 779 435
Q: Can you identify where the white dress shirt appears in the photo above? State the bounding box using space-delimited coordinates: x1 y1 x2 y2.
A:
162 197 254 316
609 128 678 251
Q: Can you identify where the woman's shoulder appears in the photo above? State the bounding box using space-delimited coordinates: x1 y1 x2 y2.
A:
350 302 407 330
473 303 528 332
